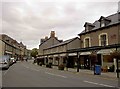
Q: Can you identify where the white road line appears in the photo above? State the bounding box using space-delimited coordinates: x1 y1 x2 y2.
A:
45 72 67 78
84 80 115 87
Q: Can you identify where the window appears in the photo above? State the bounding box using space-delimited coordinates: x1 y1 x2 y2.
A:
99 33 108 46
85 26 89 32
101 22 105 27
101 20 105 27
84 37 91 48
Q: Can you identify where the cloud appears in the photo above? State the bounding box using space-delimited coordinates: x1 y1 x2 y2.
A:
1 0 119 49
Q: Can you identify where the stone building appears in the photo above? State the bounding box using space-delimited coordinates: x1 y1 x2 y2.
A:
0 34 28 60
68 12 120 71
39 31 62 56
43 37 80 67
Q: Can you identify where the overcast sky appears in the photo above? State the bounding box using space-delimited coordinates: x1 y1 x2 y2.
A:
0 0 120 49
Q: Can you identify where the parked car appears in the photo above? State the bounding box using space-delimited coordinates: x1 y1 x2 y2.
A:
10 57 16 65
0 55 10 70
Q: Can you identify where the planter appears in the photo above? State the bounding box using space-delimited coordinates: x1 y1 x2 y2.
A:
58 64 65 70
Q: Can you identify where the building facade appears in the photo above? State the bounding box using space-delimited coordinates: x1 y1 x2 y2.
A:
0 34 28 60
37 12 120 72
39 31 62 56
77 12 120 71
43 37 80 67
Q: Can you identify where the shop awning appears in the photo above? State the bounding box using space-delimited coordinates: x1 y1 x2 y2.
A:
60 53 66 57
53 55 59 57
48 55 53 57
80 52 91 55
68 53 77 56
44 56 47 57
97 49 115 55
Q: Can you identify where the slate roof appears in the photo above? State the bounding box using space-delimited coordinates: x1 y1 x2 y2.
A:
44 37 80 50
39 37 62 47
79 12 120 35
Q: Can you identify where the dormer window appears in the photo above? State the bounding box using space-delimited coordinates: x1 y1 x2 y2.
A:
85 25 89 32
84 22 95 32
101 20 105 27
99 16 111 27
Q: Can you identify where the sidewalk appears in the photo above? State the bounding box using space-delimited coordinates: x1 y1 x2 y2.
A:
52 66 118 79
28 60 118 79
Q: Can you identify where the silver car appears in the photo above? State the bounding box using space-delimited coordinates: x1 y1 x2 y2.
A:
10 57 16 65
0 55 10 69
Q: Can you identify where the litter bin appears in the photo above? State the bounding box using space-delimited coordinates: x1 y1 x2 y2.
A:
94 65 101 75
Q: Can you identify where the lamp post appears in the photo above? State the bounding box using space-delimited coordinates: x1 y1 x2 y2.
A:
116 57 119 78
77 52 80 72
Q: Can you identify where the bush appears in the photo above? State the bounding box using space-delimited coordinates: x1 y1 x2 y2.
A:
58 64 65 70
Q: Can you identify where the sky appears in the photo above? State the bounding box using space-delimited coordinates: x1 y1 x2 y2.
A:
0 0 120 49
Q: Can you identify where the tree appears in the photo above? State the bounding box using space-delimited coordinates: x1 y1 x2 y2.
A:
30 48 38 58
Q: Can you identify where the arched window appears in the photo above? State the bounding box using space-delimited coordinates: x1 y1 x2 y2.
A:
84 37 91 48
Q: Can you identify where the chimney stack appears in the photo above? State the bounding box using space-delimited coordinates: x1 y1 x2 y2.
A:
45 36 48 40
50 31 55 38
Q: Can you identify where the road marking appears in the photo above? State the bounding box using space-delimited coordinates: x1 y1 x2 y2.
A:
45 72 67 78
84 80 115 87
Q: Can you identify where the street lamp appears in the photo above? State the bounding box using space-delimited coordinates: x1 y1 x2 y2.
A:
77 52 80 72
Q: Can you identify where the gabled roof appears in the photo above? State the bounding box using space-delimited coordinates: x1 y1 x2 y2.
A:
44 37 80 50
98 16 111 21
39 37 62 47
79 12 120 36
84 22 95 27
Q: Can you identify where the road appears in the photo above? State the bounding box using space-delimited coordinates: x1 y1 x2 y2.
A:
1 60 119 88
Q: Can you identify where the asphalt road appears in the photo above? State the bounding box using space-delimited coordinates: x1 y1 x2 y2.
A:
1 60 119 88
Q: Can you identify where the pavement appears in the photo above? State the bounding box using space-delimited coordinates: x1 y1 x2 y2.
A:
53 66 118 79
31 60 119 79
